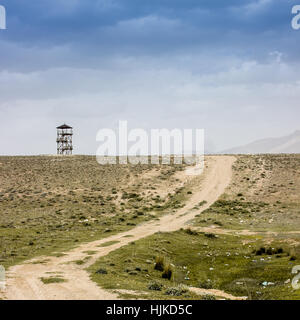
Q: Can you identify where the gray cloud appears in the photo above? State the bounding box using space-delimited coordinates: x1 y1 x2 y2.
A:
0 0 299 155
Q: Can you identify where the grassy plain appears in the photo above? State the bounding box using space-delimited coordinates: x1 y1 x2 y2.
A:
0 155 189 268
1 154 300 300
88 155 300 300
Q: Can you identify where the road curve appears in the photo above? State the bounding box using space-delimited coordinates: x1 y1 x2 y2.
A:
2 156 237 300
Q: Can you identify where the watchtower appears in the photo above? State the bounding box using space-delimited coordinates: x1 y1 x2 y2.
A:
56 124 73 155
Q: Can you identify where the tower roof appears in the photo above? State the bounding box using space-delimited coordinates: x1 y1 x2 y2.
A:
57 123 73 129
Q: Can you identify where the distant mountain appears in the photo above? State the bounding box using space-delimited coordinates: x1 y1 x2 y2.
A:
221 130 300 154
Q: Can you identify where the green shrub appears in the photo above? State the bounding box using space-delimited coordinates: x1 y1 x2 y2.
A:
185 228 198 236
255 247 284 256
165 285 188 296
202 294 216 300
254 247 266 255
40 277 66 284
96 268 108 274
204 233 217 239
275 248 284 254
148 281 163 291
198 280 214 289
214 221 223 226
162 263 173 280
154 255 165 271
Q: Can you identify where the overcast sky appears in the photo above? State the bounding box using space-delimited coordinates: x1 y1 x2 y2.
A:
0 0 299 155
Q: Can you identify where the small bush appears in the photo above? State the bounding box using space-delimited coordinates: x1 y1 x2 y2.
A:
214 221 223 226
96 268 108 274
162 263 173 280
202 294 216 300
185 228 198 236
40 277 66 284
255 247 284 256
198 280 213 289
260 247 266 254
204 233 217 239
148 281 163 291
165 285 188 296
255 247 266 255
154 256 165 271
275 248 284 254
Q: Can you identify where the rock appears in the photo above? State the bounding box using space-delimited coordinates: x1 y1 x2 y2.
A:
262 281 274 287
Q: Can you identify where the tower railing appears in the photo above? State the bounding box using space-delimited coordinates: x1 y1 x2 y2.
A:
56 124 73 155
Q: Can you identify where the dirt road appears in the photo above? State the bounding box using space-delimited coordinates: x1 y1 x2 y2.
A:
1 156 238 300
